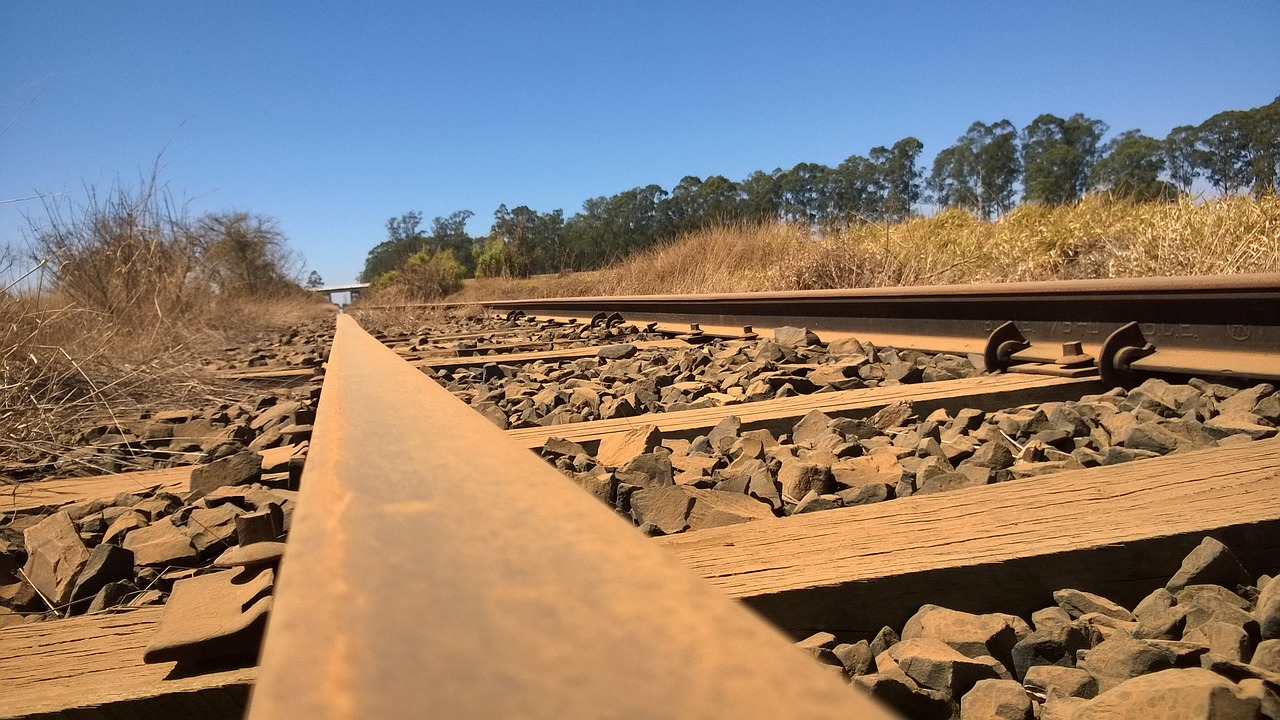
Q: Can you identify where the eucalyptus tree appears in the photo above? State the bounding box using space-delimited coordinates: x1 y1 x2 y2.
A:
1021 113 1107 205
1091 130 1175 201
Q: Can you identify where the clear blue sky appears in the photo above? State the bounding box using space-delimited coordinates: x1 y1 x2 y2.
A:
2 1 1277 284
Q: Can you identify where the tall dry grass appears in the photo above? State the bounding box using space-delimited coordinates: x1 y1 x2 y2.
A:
1 178 332 473
446 195 1279 301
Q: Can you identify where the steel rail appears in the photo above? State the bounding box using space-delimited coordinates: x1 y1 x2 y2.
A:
248 314 893 719
467 274 1280 386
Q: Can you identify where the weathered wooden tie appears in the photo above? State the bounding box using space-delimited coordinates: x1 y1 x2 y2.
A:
0 607 254 719
507 373 1102 451
2 444 302 516
416 338 685 370
657 437 1280 639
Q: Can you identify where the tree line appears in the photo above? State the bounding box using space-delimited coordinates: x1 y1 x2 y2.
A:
360 96 1279 283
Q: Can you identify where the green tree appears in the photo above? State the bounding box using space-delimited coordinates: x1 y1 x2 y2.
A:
778 162 832 225
377 248 463 300
1164 98 1280 197
928 144 980 213
488 204 564 277
305 270 324 288
827 154 883 227
662 175 707 235
1090 130 1176 201
1192 110 1255 195
429 210 477 276
1022 113 1108 205
562 184 669 269
1164 125 1200 193
1244 97 1280 197
359 211 429 282
693 175 743 226
871 137 924 221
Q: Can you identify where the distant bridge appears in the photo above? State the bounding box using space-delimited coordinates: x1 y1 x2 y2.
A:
309 283 370 304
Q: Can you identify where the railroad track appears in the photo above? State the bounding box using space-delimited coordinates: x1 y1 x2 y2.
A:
3 274 1279 719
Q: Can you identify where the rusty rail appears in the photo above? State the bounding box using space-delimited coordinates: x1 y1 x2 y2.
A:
467 274 1280 386
248 314 893 719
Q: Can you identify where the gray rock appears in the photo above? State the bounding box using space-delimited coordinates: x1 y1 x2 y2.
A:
1134 587 1177 619
869 400 914 431
1254 570 1280 640
1135 605 1189 641
631 486 773 534
916 470 988 495
777 459 833 501
833 640 875 676
1237 678 1280 720
1251 639 1280 672
596 425 662 468
774 326 821 347
213 541 285 569
796 630 837 653
792 409 835 446
235 507 283 546
852 672 956 720
1205 413 1277 441
1078 636 1178 693
826 337 866 357
1180 588 1258 638
1198 652 1280 685
474 402 508 429
87 581 134 614
684 488 775 530
1011 624 1092 680
1038 696 1089 720
69 544 134 607
181 505 242 556
1125 421 1183 454
1255 395 1280 425
1217 383 1276 416
792 490 842 515
959 678 1032 720
1022 664 1098 700
902 604 1028 674
569 471 617 505
1167 537 1252 594
717 456 783 509
1120 378 1187 416
628 486 692 535
1072 667 1259 719
706 416 742 454
542 436 589 458
835 482 894 506
188 450 262 500
965 441 1014 470
1178 584 1250 611
596 343 637 360
615 452 674 489
1184 621 1251 662
870 625 900 658
888 638 1001 698
122 517 198 567
1054 588 1135 622
22 511 91 607
1032 606 1074 632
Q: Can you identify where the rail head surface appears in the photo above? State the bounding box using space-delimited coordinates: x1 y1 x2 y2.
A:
249 314 891 719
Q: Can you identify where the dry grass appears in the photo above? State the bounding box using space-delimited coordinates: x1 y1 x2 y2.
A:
0 286 332 473
444 195 1279 301
0 171 342 474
